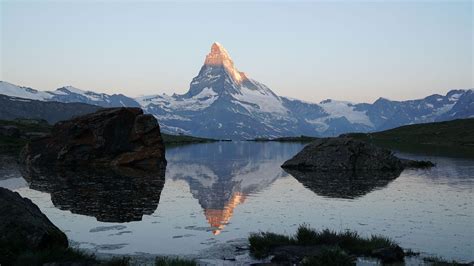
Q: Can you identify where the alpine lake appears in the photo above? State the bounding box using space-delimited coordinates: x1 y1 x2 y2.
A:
0 141 472 264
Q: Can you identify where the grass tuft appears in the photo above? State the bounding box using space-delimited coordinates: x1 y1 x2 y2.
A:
155 256 196 266
14 247 96 266
423 256 471 266
249 232 295 258
249 224 399 259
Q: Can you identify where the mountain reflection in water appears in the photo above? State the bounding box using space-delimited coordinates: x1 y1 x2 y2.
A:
283 169 401 199
165 142 303 234
21 165 165 222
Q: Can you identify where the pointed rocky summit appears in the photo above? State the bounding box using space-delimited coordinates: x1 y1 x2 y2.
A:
203 42 247 84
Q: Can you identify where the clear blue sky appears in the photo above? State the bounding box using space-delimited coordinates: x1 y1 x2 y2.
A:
1 0 472 103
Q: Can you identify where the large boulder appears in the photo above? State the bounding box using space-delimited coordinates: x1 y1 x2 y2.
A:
282 137 433 171
20 108 167 168
0 187 68 262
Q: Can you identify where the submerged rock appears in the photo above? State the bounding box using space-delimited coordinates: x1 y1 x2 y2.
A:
20 107 166 168
0 187 68 260
282 137 433 171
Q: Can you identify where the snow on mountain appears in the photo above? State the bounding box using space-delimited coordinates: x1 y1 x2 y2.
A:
318 99 373 127
232 81 288 115
1 42 472 139
0 81 53 100
137 87 219 112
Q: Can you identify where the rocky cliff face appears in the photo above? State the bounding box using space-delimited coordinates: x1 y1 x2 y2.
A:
20 108 167 168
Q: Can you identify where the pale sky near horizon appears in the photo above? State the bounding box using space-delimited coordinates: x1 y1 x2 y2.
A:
0 0 472 103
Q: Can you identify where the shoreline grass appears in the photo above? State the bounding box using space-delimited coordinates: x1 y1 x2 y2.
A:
249 224 402 262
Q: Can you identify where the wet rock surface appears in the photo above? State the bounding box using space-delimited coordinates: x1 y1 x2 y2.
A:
282 137 434 171
0 187 68 257
20 107 167 168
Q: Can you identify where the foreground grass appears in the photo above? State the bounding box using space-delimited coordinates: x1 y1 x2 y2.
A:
155 256 196 266
423 256 472 266
249 225 399 259
3 247 130 266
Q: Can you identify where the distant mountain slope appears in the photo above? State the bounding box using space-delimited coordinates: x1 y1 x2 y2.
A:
1 43 472 139
347 118 474 147
346 118 474 157
0 94 101 124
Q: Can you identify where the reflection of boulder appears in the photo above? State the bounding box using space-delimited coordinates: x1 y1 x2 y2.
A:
21 165 165 222
283 169 401 199
21 108 167 168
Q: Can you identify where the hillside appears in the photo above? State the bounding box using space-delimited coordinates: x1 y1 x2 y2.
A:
345 118 474 156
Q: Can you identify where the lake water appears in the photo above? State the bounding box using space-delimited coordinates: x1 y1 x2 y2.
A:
0 142 473 263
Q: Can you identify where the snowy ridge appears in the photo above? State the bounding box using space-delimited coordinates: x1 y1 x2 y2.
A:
0 81 53 100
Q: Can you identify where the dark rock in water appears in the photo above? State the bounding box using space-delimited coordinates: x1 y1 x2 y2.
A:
283 169 401 199
0 187 68 258
371 246 405 263
281 137 433 171
400 158 435 168
20 107 167 168
21 165 165 223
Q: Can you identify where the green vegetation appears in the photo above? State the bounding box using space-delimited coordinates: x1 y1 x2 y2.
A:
423 256 472 266
0 119 51 155
161 133 221 147
155 256 196 266
250 135 318 142
13 247 96 266
345 118 474 157
249 225 399 260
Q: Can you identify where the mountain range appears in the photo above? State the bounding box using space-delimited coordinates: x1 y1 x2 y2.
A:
0 42 472 139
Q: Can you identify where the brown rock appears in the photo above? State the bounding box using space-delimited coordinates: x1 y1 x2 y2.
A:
20 107 166 168
282 137 433 171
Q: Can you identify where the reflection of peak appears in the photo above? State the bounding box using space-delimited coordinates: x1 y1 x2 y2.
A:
204 192 246 235
203 42 247 84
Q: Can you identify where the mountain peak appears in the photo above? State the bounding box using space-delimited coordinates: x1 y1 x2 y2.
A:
204 42 247 84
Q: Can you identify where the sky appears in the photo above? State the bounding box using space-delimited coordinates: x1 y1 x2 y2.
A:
0 0 472 103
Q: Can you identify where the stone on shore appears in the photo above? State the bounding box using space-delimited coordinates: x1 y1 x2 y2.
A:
20 107 167 168
0 187 68 261
282 137 433 171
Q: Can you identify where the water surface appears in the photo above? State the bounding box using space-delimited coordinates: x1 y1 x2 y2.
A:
0 142 472 262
